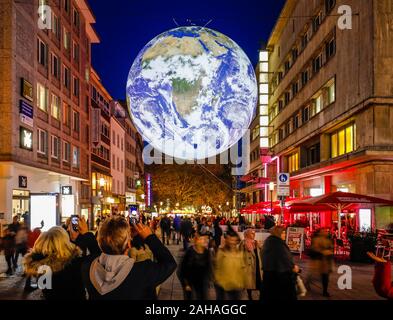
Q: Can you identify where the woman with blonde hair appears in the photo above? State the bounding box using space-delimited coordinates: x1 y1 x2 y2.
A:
239 228 263 300
24 218 99 300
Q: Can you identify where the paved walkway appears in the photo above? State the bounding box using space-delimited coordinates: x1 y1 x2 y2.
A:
0 245 386 300
158 244 385 300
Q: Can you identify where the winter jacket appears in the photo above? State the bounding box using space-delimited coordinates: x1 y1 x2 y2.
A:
372 261 393 300
311 234 334 274
81 234 176 300
239 240 263 290
23 232 100 300
178 246 211 288
213 248 245 291
261 235 297 301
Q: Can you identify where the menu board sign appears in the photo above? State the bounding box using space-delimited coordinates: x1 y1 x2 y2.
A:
286 227 304 257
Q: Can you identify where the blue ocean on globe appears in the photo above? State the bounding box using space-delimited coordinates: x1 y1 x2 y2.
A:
126 26 257 160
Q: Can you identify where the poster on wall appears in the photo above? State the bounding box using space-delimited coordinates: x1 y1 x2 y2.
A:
286 227 305 258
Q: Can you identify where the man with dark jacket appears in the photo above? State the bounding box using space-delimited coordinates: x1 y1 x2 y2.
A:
81 216 176 300
261 225 299 301
159 216 171 245
180 217 194 251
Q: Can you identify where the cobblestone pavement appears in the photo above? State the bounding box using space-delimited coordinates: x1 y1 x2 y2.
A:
0 245 386 300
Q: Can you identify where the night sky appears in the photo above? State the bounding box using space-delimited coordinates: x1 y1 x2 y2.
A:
89 0 286 100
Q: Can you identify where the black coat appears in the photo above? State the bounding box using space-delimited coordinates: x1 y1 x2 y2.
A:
24 232 100 300
261 235 297 301
180 219 193 238
178 246 211 288
81 234 177 300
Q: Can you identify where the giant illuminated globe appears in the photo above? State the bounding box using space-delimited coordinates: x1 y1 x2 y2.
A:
126 26 257 160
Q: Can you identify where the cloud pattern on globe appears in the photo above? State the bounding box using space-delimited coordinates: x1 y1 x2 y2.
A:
126 26 257 160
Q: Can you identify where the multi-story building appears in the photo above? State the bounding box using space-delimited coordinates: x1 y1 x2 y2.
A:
90 68 112 222
264 0 393 230
110 101 126 213
118 101 139 208
0 0 98 229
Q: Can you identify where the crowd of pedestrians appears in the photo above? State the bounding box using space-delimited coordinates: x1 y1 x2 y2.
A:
0 212 391 301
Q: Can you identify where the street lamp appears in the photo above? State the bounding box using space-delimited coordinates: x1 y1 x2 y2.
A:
269 182 275 212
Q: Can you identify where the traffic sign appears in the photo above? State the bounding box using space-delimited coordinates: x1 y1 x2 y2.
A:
277 173 290 197
277 173 290 186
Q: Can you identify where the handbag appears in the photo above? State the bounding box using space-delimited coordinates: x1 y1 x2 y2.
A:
296 275 307 297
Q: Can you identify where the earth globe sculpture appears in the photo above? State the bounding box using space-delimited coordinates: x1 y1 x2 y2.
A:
126 26 257 160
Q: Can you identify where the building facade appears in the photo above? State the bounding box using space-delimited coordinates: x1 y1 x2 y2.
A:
264 0 393 230
0 0 98 229
110 101 126 212
89 68 113 223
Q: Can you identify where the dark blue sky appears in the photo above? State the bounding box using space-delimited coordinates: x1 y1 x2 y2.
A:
89 0 286 99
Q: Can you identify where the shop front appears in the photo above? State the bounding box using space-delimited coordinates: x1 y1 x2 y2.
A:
0 162 83 226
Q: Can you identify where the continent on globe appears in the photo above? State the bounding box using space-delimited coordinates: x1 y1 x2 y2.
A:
126 26 257 161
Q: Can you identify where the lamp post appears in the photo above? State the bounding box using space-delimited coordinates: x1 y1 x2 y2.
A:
269 182 275 213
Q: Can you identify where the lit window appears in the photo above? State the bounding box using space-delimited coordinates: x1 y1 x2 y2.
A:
37 83 48 112
328 81 335 104
288 153 299 173
331 124 356 158
51 94 60 119
315 94 322 113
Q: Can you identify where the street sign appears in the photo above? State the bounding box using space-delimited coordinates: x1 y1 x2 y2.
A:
277 173 290 197
277 173 290 186
277 186 290 197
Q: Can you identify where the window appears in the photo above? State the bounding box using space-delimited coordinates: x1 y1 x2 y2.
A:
313 54 323 73
63 103 71 127
288 153 299 173
72 8 80 29
73 110 80 132
112 130 115 143
112 154 115 167
294 113 300 129
72 41 79 62
325 0 336 13
63 141 71 162
51 53 60 79
292 82 298 96
63 27 70 50
37 128 47 155
64 0 70 12
292 47 298 62
284 60 291 73
121 138 124 151
326 38 336 60
284 92 290 105
52 14 60 40
278 72 283 82
313 12 322 32
117 135 120 148
327 81 335 105
63 65 70 89
37 83 48 112
301 70 309 86
51 94 60 119
121 160 123 173
331 123 356 158
73 76 79 97
306 143 320 166
117 157 120 171
302 105 310 123
314 94 322 114
37 38 48 67
72 146 79 167
278 100 284 112
51 135 59 159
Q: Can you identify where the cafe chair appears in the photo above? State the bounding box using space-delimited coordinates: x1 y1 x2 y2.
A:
382 240 393 261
